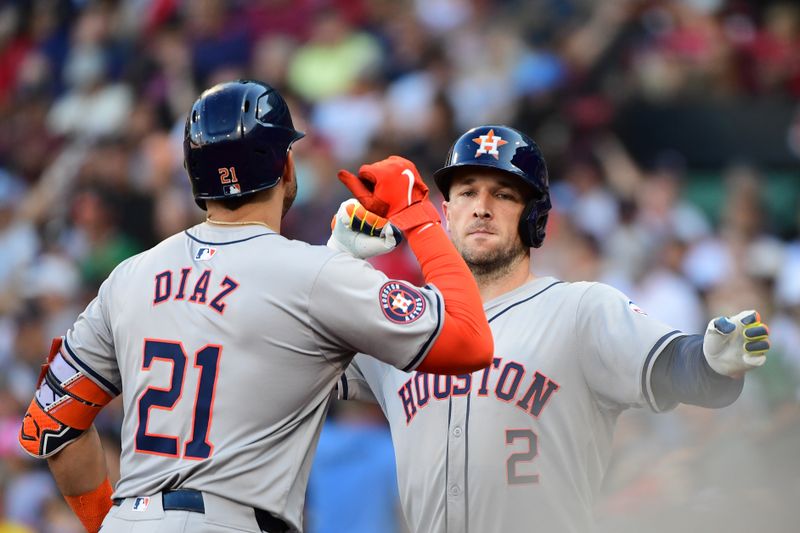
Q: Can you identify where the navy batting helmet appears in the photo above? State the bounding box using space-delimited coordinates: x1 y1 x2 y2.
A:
433 125 551 248
184 80 305 209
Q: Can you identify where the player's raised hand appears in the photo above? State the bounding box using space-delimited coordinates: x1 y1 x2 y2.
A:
703 310 769 378
337 156 430 217
326 199 402 259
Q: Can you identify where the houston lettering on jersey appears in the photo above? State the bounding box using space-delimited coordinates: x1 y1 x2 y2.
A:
153 268 240 314
397 357 560 424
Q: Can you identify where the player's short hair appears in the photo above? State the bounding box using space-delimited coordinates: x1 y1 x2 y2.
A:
209 188 274 211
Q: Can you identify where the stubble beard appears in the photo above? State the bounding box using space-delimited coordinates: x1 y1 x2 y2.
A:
458 236 528 284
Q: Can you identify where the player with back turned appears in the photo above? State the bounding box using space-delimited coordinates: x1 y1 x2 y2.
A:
330 125 772 532
16 80 493 533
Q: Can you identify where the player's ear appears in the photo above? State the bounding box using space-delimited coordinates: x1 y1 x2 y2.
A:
442 200 450 230
282 151 296 187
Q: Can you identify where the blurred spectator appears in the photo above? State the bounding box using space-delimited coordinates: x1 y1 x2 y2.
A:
250 35 297 91
46 6 133 139
242 0 315 42
311 70 386 165
185 0 250 87
2 457 55 530
635 161 712 245
0 172 38 311
445 25 523 128
559 155 620 244
413 0 472 34
634 237 706 333
287 9 382 103
22 252 81 340
746 3 800 97
0 467 35 533
602 200 651 291
683 164 784 291
60 186 141 289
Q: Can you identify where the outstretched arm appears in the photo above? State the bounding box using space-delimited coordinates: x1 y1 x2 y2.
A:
651 311 769 411
650 335 743 410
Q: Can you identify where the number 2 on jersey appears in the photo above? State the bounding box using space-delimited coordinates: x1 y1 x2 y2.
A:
136 339 221 459
505 429 539 485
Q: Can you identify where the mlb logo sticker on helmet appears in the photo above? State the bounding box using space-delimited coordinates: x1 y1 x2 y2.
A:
223 183 241 195
380 281 426 324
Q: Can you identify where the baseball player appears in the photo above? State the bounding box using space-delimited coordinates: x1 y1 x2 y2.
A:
16 80 494 533
330 125 771 532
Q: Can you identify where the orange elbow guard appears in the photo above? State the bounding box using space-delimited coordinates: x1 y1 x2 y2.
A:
19 338 114 458
64 477 113 533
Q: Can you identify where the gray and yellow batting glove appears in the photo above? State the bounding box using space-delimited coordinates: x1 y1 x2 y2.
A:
703 310 769 378
326 199 403 259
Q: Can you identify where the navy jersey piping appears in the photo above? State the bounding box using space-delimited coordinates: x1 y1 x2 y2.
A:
444 397 452 532
464 393 471 533
184 230 277 246
487 281 564 323
339 374 349 401
640 330 681 411
63 337 121 396
402 287 442 372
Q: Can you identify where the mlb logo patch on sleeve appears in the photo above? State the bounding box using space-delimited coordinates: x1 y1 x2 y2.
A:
628 301 647 315
380 281 426 324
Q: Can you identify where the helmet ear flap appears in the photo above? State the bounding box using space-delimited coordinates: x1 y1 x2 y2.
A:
520 195 551 248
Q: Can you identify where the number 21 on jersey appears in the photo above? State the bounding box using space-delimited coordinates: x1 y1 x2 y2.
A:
136 339 221 460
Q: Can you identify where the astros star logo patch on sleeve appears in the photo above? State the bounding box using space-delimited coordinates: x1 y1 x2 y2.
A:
380 281 426 324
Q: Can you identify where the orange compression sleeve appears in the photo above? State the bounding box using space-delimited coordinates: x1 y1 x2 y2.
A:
64 477 113 533
404 217 493 374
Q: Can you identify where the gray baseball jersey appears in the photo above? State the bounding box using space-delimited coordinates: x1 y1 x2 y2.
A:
340 276 681 533
61 222 443 531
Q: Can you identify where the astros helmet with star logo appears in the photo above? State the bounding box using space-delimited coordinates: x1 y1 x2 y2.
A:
433 125 551 248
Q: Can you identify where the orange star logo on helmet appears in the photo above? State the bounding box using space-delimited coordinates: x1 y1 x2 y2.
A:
472 129 508 159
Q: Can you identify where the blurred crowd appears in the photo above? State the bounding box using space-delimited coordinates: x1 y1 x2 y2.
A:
0 0 798 531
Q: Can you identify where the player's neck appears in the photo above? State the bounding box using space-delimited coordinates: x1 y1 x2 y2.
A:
205 198 282 233
474 254 535 302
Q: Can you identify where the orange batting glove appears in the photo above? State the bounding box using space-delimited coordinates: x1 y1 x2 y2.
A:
337 156 440 232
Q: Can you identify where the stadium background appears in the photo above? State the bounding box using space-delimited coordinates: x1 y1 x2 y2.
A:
0 0 798 531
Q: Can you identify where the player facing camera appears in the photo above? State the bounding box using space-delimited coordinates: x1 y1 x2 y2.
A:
330 123 771 533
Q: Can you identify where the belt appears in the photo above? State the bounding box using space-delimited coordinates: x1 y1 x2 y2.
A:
112 489 289 532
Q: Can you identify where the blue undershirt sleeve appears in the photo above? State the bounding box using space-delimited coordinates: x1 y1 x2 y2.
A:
651 334 744 411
